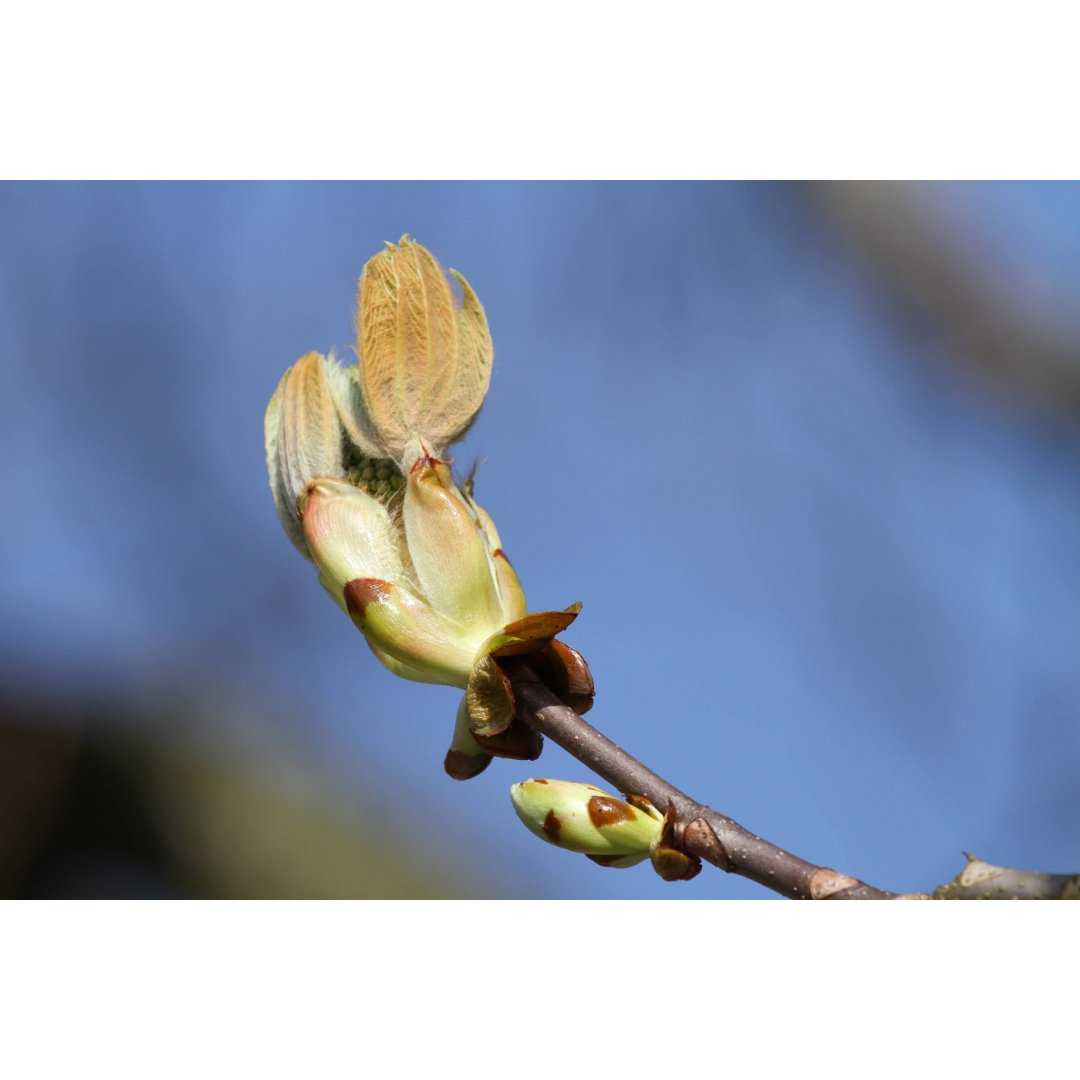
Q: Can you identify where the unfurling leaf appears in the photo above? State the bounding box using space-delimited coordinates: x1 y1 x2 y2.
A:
356 236 492 464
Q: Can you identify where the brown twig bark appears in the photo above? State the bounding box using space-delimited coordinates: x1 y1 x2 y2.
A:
509 670 1078 901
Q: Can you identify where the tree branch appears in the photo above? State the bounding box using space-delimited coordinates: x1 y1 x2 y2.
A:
508 668 1078 900
510 671 892 899
929 855 1080 901
805 181 1080 414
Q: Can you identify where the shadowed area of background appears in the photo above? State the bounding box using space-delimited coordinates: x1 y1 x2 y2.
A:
1 181 1078 898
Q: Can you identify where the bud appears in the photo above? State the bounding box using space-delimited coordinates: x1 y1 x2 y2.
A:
510 779 663 867
357 235 492 464
265 238 593 773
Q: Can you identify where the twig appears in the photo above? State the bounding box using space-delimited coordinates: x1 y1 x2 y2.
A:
805 181 1080 413
930 854 1080 901
511 672 891 899
509 670 1078 900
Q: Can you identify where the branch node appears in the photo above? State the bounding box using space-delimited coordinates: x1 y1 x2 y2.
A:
683 816 733 872
809 868 860 900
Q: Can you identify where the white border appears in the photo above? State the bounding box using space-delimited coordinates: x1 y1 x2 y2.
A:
1 901 1074 1077
4 2 1079 178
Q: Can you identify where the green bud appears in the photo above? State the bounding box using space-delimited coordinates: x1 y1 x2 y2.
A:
510 779 664 867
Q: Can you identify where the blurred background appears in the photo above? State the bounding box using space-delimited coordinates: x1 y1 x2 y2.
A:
1 181 1078 899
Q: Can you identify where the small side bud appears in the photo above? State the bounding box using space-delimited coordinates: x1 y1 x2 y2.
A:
648 807 703 882
510 780 663 864
650 845 702 882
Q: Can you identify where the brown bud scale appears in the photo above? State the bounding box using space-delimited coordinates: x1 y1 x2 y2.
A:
443 749 492 781
587 795 636 829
